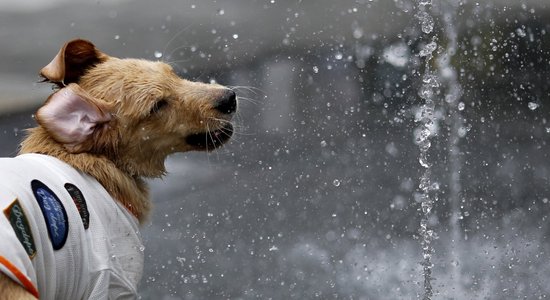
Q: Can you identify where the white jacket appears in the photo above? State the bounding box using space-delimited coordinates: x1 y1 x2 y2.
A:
0 154 143 299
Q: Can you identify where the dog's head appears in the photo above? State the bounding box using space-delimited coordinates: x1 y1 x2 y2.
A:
36 39 236 177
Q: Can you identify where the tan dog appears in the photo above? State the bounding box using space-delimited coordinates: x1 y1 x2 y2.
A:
0 39 236 299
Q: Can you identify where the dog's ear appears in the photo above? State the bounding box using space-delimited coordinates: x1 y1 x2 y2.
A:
37 83 113 153
40 39 108 84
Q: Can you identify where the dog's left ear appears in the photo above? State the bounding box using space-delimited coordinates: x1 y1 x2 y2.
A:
40 39 108 84
37 83 113 153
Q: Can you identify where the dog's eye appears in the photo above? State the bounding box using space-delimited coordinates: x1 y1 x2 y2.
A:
150 99 169 115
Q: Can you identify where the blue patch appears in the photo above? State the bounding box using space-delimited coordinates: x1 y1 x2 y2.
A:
31 180 68 250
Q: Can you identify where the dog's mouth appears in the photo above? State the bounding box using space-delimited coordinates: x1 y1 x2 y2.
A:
185 123 234 151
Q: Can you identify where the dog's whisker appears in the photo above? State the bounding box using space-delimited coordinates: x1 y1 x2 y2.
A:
165 58 192 67
204 123 213 164
193 71 206 82
161 24 193 62
208 123 223 162
205 117 251 141
208 117 231 124
165 45 195 64
236 96 260 105
235 110 245 124
227 85 264 95
215 127 234 138
230 87 263 105
209 116 251 135
211 123 249 137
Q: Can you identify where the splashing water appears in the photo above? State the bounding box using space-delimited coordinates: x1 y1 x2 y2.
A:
414 1 467 298
414 1 439 299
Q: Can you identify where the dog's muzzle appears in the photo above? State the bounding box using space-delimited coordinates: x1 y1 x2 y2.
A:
213 89 237 115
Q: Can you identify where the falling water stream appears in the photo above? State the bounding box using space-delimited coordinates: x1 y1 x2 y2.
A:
414 1 465 298
414 0 439 298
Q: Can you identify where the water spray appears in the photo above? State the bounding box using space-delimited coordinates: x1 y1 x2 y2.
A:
414 0 439 298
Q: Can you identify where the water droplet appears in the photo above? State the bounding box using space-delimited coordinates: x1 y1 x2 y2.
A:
383 43 409 67
458 126 468 137
114 35 120 40
232 34 239 39
332 179 341 187
419 85 433 99
334 52 343 60
353 27 364 39
528 102 539 110
217 9 225 15
154 51 163 58
419 41 437 57
415 11 434 34
419 156 430 168
422 74 439 87
421 202 432 214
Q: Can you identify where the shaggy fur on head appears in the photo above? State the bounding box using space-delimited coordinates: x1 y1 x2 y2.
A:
20 39 236 221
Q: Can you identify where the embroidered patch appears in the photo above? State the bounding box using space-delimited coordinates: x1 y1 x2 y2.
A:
3 199 36 258
31 180 68 250
64 183 90 229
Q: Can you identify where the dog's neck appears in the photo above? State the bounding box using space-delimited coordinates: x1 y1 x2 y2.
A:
19 127 150 223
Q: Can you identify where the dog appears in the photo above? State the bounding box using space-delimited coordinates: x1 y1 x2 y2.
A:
0 39 236 299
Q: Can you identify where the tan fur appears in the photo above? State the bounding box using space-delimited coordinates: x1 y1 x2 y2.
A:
0 273 36 300
1 39 236 299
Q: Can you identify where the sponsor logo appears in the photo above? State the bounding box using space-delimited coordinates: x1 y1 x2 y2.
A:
64 183 90 229
31 180 68 250
3 199 36 258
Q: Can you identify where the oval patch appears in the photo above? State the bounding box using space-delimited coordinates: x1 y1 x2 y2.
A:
3 199 36 258
31 180 68 250
64 183 90 229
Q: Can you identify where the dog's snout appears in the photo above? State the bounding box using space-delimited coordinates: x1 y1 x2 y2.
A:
214 89 237 114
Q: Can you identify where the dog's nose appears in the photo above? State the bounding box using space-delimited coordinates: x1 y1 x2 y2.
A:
214 89 237 114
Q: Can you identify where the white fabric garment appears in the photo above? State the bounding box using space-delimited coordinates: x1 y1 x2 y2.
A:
0 154 143 299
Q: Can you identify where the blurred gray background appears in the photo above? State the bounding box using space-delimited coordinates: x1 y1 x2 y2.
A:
1 0 550 299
